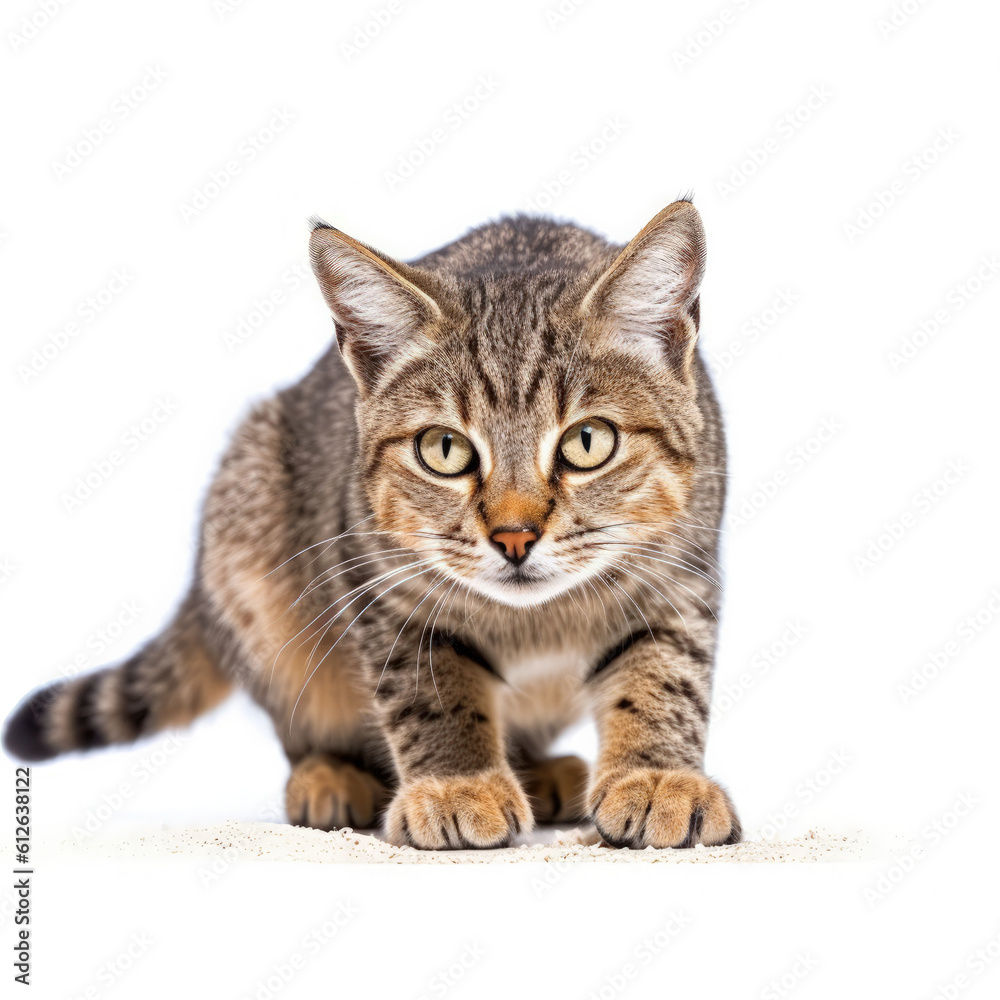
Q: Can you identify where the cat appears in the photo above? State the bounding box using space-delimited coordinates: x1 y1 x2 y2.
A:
4 198 740 850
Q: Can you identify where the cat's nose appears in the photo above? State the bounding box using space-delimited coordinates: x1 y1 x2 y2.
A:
490 528 539 565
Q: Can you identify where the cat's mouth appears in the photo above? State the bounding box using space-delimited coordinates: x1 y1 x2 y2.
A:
466 559 585 608
500 565 543 586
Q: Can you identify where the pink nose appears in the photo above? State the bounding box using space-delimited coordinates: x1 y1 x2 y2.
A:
490 529 538 564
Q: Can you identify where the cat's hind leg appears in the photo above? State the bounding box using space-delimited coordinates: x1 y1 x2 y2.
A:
522 755 590 824
286 753 391 831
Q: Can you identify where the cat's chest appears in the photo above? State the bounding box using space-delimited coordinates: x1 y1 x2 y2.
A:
491 646 593 741
489 646 593 687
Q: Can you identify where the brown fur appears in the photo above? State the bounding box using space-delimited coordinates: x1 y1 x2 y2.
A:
4 200 739 850
522 755 590 824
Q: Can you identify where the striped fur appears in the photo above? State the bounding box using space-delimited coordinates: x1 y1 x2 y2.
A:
4 593 229 761
4 200 739 849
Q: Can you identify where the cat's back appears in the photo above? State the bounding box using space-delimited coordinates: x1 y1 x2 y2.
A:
411 215 617 278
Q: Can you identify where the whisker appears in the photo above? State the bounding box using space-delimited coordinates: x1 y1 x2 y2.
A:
673 515 726 535
606 540 721 576
596 571 631 628
261 514 377 579
288 564 436 731
426 581 460 711
582 577 615 633
605 558 690 635
268 558 438 695
591 543 722 590
590 521 720 564
414 584 453 705
603 574 659 650
611 554 718 622
292 548 423 607
373 574 449 698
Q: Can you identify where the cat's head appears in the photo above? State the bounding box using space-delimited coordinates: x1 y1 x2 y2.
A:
309 202 706 608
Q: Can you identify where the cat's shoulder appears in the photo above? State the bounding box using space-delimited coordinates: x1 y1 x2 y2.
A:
410 215 617 278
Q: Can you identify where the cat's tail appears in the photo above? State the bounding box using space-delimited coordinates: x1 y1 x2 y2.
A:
3 591 232 762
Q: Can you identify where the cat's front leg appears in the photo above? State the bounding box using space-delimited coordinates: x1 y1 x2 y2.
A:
587 632 740 849
376 639 532 849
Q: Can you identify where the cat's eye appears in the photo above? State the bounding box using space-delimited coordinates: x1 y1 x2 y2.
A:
416 426 477 477
558 417 617 471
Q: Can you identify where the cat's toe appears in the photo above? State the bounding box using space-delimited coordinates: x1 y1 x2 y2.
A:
523 755 590 824
590 768 740 849
385 769 533 849
285 754 389 831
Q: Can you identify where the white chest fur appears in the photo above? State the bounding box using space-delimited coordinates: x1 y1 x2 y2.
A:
493 648 593 749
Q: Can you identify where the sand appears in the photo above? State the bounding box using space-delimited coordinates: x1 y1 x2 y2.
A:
43 822 874 864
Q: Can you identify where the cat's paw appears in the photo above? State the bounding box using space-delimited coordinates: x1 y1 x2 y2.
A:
589 768 740 849
523 755 590 824
286 754 389 831
385 769 533 849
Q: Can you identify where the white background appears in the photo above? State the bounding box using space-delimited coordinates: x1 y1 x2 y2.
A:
3 0 1000 996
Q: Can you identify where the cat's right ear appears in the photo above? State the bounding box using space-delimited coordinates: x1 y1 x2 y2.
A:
309 220 444 393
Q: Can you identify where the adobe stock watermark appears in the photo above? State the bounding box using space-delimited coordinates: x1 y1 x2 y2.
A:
727 416 843 530
51 66 168 180
930 925 1000 1000
853 459 969 575
586 911 691 1000
239 903 358 1000
523 117 628 212
384 76 500 191
752 749 853 841
198 843 244 888
863 791 978 908
223 259 311 352
29 601 145 711
886 254 998 371
17 268 134 385
673 0 758 72
712 619 809 721
340 0 414 63
896 587 1000 706
71 933 154 999
843 127 958 243
0 887 24 930
0 557 16 586
876 0 935 40
707 287 797 376
61 397 180 513
71 733 188 843
544 0 592 28
759 952 819 1000
414 943 486 1000
529 859 575 898
214 0 251 19
7 0 73 54
716 85 833 202
178 107 296 223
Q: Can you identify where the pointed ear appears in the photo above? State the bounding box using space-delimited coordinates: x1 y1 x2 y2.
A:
309 220 444 392
580 200 705 373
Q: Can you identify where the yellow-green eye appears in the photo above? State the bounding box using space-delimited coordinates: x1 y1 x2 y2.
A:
416 427 477 476
559 417 617 470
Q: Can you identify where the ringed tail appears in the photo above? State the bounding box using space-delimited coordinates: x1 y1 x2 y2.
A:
3 593 231 762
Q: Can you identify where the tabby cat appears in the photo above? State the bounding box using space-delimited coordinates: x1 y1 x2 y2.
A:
4 198 740 850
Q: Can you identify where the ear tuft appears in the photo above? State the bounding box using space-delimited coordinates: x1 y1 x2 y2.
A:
309 225 443 392
581 200 705 371
308 214 334 231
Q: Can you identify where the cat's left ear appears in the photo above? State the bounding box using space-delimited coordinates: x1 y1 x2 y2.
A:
309 220 445 393
579 200 705 374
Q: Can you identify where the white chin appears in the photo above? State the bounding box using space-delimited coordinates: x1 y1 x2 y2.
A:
470 573 580 608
